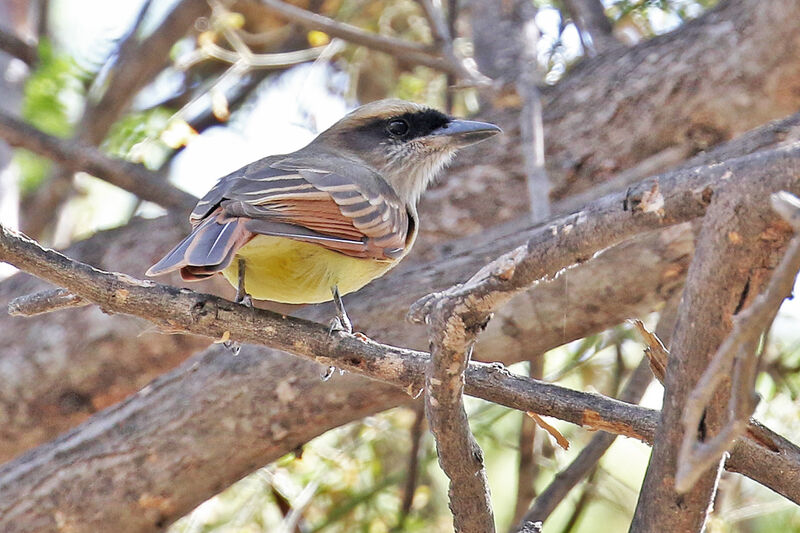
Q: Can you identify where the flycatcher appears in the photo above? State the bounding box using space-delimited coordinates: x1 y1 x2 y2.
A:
147 99 500 329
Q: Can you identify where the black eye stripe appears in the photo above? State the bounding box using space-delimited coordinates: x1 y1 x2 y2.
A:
381 109 451 140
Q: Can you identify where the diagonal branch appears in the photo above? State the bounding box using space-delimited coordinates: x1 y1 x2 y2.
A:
630 167 800 531
79 0 209 145
0 111 196 211
408 144 800 337
259 0 485 82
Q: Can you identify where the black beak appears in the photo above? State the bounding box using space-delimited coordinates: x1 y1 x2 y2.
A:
431 119 502 146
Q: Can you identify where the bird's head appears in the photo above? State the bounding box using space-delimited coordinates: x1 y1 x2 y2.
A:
310 100 501 204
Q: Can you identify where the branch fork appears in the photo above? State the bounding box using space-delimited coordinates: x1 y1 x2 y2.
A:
674 191 800 493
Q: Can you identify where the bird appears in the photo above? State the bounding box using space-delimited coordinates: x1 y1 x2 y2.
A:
146 99 501 332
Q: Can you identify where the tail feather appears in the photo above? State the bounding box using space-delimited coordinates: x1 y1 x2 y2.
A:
145 212 250 280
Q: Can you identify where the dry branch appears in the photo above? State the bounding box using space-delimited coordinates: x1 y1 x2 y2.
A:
630 160 800 531
259 0 480 80
7 287 86 316
4 142 800 529
424 301 495 533
0 111 196 210
674 191 800 492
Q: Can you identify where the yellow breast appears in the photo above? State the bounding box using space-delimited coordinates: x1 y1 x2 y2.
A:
221 235 398 304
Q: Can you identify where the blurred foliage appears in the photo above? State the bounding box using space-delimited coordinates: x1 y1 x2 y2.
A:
103 107 176 170
15 39 90 194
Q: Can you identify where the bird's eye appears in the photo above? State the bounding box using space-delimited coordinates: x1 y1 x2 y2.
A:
386 119 410 137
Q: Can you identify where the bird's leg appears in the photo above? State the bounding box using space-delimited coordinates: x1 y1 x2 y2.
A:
323 286 352 379
328 285 353 335
234 258 252 307
225 258 251 355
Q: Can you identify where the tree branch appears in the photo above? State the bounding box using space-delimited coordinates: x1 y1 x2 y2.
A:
7 287 86 316
78 0 209 145
409 144 800 339
630 156 799 531
674 191 800 492
424 299 495 533
4 143 800 529
0 111 196 210
259 0 484 81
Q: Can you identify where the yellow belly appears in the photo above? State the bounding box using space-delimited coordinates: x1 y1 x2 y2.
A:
221 235 397 304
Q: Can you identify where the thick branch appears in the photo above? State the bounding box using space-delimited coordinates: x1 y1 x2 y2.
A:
674 191 800 493
0 111 196 210
630 155 798 531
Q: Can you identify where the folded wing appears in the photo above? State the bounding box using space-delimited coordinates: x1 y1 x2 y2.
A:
146 155 411 280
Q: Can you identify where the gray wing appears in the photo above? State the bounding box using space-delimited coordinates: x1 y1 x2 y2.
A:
147 154 410 279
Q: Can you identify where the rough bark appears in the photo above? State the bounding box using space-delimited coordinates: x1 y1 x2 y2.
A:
630 159 796 530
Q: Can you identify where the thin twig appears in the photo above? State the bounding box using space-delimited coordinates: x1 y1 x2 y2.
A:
512 357 543 525
259 0 486 83
197 38 337 68
515 356 654 529
0 111 195 211
7 288 87 316
395 402 426 530
674 191 800 493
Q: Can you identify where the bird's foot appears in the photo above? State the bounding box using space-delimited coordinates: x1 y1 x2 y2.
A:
328 314 353 336
224 340 242 356
236 292 253 308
